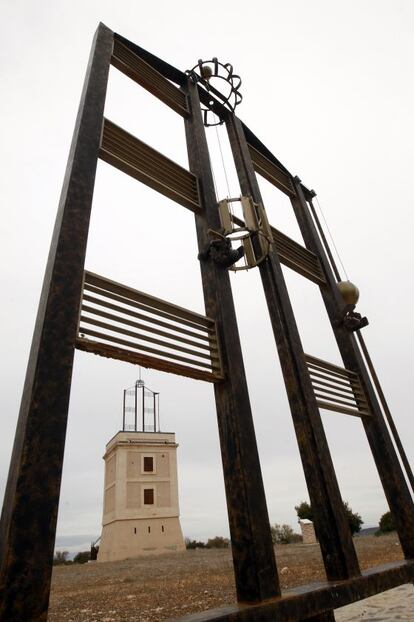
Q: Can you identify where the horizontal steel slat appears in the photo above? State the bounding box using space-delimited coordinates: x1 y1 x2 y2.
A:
102 121 198 194
313 383 366 403
77 271 224 382
80 309 217 356
231 214 325 284
316 400 371 418
314 391 366 411
99 149 202 212
116 56 183 106
308 368 360 388
305 353 370 417
305 354 358 379
275 243 322 274
278 257 326 285
78 327 220 372
84 271 214 328
102 134 196 191
84 284 214 335
83 292 214 342
112 40 189 117
312 377 367 403
82 293 216 348
272 235 321 272
103 125 197 191
113 42 182 99
102 138 198 200
79 315 218 362
76 338 222 384
100 120 201 213
248 144 296 196
112 44 187 110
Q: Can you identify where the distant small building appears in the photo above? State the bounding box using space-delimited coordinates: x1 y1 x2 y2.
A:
299 519 317 545
97 380 185 562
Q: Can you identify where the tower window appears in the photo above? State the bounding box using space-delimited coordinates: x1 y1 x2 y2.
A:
144 488 154 505
143 456 154 472
162 525 164 533
134 527 137 534
148 526 151 533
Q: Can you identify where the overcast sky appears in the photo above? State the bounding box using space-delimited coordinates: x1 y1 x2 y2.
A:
1 1 413 552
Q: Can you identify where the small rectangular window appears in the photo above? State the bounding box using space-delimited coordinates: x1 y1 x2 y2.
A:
143 456 154 472
144 488 154 505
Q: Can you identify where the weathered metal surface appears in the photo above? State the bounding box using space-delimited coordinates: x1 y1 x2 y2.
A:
231 213 325 285
226 115 360 584
305 354 371 418
291 179 414 560
270 226 325 284
112 38 189 116
76 271 223 381
185 80 280 603
0 23 114 622
113 32 294 183
167 560 414 622
100 119 201 212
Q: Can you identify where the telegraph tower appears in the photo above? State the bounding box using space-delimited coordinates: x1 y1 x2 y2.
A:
98 379 185 562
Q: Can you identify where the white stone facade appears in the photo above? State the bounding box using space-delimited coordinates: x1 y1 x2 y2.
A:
98 431 185 562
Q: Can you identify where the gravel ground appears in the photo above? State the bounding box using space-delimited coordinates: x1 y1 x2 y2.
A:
48 534 407 621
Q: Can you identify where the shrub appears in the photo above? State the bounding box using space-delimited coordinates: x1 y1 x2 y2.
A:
295 501 313 521
378 511 396 533
205 536 230 549
270 524 299 544
343 501 363 535
53 551 70 565
73 551 90 564
295 500 363 535
185 538 205 549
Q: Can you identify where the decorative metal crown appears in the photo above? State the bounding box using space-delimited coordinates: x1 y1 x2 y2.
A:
186 58 242 126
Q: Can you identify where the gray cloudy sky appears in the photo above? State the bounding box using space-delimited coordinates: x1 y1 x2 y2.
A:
1 1 414 551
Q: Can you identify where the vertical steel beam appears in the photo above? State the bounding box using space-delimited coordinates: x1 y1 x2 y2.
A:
290 179 414 559
185 80 280 603
0 23 113 622
226 115 360 583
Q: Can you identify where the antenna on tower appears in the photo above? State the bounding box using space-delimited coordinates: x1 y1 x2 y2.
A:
122 373 160 433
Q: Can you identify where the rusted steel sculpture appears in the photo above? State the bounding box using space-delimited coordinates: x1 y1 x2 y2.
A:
1 23 413 622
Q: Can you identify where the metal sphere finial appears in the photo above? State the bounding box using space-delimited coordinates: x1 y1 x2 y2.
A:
337 281 360 306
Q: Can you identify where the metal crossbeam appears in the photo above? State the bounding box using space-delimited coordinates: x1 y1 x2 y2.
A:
112 39 189 117
76 271 223 383
305 354 371 418
248 143 296 197
231 214 325 284
100 119 201 212
169 560 414 622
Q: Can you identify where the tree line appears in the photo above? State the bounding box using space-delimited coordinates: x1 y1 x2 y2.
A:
54 507 397 562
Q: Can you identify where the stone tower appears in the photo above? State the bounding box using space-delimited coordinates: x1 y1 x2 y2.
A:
97 382 185 562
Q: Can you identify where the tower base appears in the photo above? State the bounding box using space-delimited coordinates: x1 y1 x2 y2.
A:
98 516 185 562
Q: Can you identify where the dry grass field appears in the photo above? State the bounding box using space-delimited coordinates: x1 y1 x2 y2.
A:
48 534 404 622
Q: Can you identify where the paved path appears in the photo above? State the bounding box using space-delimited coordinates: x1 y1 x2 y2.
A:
335 584 414 620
